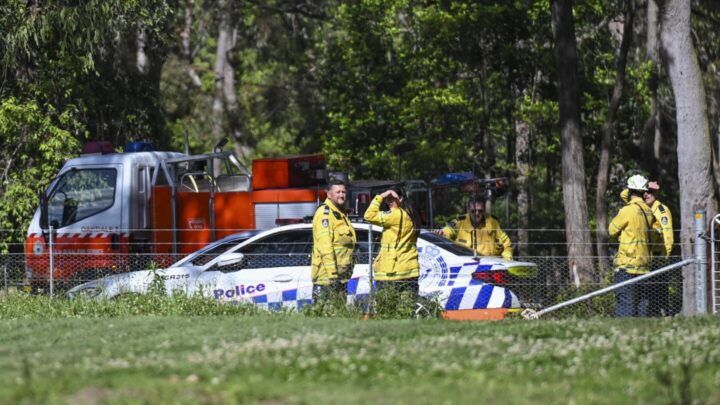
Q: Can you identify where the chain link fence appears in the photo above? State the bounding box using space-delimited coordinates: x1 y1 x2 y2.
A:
0 226 703 318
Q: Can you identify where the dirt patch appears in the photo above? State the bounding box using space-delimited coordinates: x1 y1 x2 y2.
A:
66 387 115 405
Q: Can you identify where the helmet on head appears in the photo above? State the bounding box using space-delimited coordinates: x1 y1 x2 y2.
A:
626 174 649 191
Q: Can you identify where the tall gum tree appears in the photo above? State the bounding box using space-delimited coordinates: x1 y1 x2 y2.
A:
551 0 596 284
660 0 717 314
596 1 635 274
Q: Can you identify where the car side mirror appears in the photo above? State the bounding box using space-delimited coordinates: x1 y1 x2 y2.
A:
39 190 49 230
217 252 245 268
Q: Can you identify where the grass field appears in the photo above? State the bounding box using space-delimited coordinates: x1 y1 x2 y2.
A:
1 295 719 404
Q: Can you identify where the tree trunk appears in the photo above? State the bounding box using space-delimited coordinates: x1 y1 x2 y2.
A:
596 2 635 274
211 6 230 143
515 118 531 257
222 25 247 157
660 0 717 314
136 23 148 74
551 0 596 284
182 0 202 87
641 0 661 172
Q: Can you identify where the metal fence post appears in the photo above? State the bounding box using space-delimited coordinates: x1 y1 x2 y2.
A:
711 214 720 314
49 225 55 298
3 264 7 295
694 210 707 314
367 225 374 317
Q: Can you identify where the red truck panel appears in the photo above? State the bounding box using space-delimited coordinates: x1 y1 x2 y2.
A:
151 186 254 254
251 154 325 190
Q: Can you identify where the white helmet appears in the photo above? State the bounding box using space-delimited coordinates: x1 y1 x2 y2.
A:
626 174 649 191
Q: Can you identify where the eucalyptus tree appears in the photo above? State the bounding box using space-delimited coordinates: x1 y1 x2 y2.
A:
660 0 717 314
551 0 595 283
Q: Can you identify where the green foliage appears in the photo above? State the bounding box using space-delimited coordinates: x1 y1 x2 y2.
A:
1 0 174 147
2 0 720 262
0 98 82 251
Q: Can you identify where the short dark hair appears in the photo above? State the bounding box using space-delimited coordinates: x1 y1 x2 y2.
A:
327 178 346 189
466 198 485 210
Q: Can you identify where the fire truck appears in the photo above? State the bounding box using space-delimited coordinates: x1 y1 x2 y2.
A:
24 139 511 291
25 140 331 290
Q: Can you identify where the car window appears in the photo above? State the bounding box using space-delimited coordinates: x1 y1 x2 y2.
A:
217 230 312 271
354 229 381 261
418 232 476 256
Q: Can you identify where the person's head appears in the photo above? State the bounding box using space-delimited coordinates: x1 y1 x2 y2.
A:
466 198 486 224
389 185 421 231
626 174 649 198
644 181 659 205
386 185 405 209
327 178 347 207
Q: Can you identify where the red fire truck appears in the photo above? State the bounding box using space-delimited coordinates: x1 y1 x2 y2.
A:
25 141 329 290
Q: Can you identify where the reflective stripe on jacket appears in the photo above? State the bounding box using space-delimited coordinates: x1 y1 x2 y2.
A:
609 196 654 274
311 199 357 285
442 215 513 260
363 195 419 281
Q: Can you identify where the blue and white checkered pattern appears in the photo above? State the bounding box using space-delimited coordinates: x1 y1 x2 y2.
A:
440 262 519 309
248 287 313 310
344 261 520 311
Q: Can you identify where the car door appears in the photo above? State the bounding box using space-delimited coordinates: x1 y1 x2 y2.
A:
197 229 312 310
348 228 381 303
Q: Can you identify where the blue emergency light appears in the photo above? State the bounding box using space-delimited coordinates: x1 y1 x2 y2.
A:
124 141 156 152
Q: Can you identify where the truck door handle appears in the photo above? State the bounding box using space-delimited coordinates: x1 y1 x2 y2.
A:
273 274 294 283
111 233 119 250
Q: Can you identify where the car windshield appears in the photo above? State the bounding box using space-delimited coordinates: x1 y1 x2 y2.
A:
419 232 476 256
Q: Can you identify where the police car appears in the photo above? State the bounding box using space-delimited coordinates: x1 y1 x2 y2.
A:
67 223 537 319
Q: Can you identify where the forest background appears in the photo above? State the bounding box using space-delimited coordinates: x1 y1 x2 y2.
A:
1 0 719 291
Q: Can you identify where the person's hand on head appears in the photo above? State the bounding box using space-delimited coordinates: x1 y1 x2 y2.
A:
381 189 399 200
648 181 660 191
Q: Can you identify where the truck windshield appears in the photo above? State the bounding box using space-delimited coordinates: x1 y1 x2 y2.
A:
48 168 117 227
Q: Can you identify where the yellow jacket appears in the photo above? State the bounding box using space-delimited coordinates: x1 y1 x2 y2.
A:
363 195 419 281
441 215 513 260
619 189 673 257
311 199 357 285
609 196 655 274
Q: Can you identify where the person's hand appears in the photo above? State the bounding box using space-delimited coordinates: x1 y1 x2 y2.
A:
380 189 399 200
648 181 660 190
432 229 444 236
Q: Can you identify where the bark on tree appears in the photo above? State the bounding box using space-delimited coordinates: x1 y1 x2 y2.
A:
212 2 250 161
640 0 661 171
136 23 148 75
660 0 717 314
551 0 596 284
182 0 202 87
211 6 231 143
596 2 635 274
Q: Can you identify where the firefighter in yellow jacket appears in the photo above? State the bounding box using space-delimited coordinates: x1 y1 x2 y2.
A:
435 199 513 260
620 180 673 315
609 174 655 317
311 179 357 297
363 187 420 295
620 181 673 257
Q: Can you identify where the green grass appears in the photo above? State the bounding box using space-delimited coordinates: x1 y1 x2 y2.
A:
1 296 719 404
